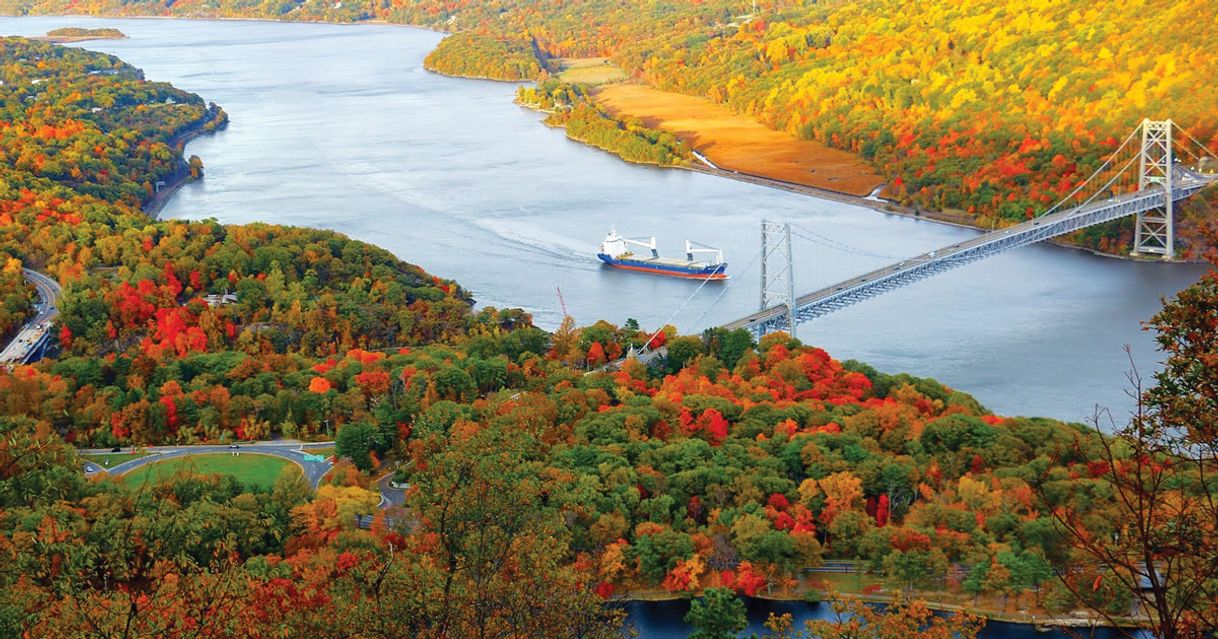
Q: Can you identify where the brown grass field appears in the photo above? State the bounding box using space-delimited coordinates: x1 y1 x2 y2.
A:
593 83 884 196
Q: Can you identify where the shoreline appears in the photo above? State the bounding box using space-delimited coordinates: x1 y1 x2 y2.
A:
31 34 126 42
143 104 226 218
529 114 686 171
614 587 1146 630
518 84 1197 264
427 66 529 84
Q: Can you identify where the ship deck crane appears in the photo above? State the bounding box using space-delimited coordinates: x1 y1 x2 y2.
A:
621 234 659 258
685 240 724 265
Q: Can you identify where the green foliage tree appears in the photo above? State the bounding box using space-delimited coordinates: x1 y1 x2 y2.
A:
335 421 385 472
685 587 747 639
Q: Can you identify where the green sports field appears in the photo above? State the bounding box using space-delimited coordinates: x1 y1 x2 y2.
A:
122 453 300 490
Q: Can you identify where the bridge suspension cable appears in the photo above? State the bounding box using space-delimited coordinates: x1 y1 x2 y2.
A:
790 227 900 260
789 226 1016 265
1036 125 1141 218
1174 126 1218 164
722 118 1216 336
687 251 762 333
629 250 762 362
786 126 1147 264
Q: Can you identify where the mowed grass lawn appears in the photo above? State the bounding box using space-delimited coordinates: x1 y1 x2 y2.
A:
308 446 335 459
122 453 299 490
555 57 626 85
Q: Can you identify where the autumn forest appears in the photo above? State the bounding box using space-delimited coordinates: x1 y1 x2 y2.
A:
0 3 1217 639
3 0 1218 255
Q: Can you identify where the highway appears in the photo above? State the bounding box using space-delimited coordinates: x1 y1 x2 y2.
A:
24 268 61 323
0 268 62 366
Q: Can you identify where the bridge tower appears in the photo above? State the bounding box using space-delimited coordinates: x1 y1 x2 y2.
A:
759 220 796 337
1133 119 1175 258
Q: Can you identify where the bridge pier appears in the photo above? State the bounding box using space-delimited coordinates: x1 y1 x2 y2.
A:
760 220 796 338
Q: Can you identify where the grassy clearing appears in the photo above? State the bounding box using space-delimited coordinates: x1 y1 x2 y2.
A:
308 446 335 459
122 453 299 490
555 57 627 85
83 452 148 467
593 83 883 196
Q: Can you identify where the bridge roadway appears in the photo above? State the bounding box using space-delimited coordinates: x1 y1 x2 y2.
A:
0 268 62 366
722 176 1215 335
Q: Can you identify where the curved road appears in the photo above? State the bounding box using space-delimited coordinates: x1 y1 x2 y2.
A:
0 268 62 365
85 441 335 489
24 268 61 323
377 471 408 509
85 441 405 512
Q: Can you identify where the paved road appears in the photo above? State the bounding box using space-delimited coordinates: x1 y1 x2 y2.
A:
24 268 61 323
88 440 335 489
377 472 408 509
86 441 412 512
0 269 62 365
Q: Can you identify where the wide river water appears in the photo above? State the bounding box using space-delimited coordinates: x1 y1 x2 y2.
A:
2 19 1208 413
0 16 1176 637
0 19 1205 419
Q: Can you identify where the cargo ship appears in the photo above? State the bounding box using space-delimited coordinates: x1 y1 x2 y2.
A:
597 228 728 280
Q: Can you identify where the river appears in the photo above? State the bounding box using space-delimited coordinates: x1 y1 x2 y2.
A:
0 15 1182 637
621 599 1137 639
0 18 1204 424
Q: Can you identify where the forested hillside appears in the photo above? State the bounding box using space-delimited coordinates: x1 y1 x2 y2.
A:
4 0 1216 254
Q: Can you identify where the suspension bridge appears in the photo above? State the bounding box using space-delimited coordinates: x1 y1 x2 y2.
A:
715 119 1217 337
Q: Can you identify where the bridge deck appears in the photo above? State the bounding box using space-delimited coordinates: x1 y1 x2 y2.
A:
722 177 1214 334
0 269 61 366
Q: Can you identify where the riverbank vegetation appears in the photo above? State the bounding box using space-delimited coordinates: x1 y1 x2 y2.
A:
424 31 542 81
1 34 1216 639
0 38 481 444
8 0 1215 256
518 79 693 166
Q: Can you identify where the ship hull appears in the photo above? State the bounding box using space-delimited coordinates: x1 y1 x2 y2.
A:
597 254 728 280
